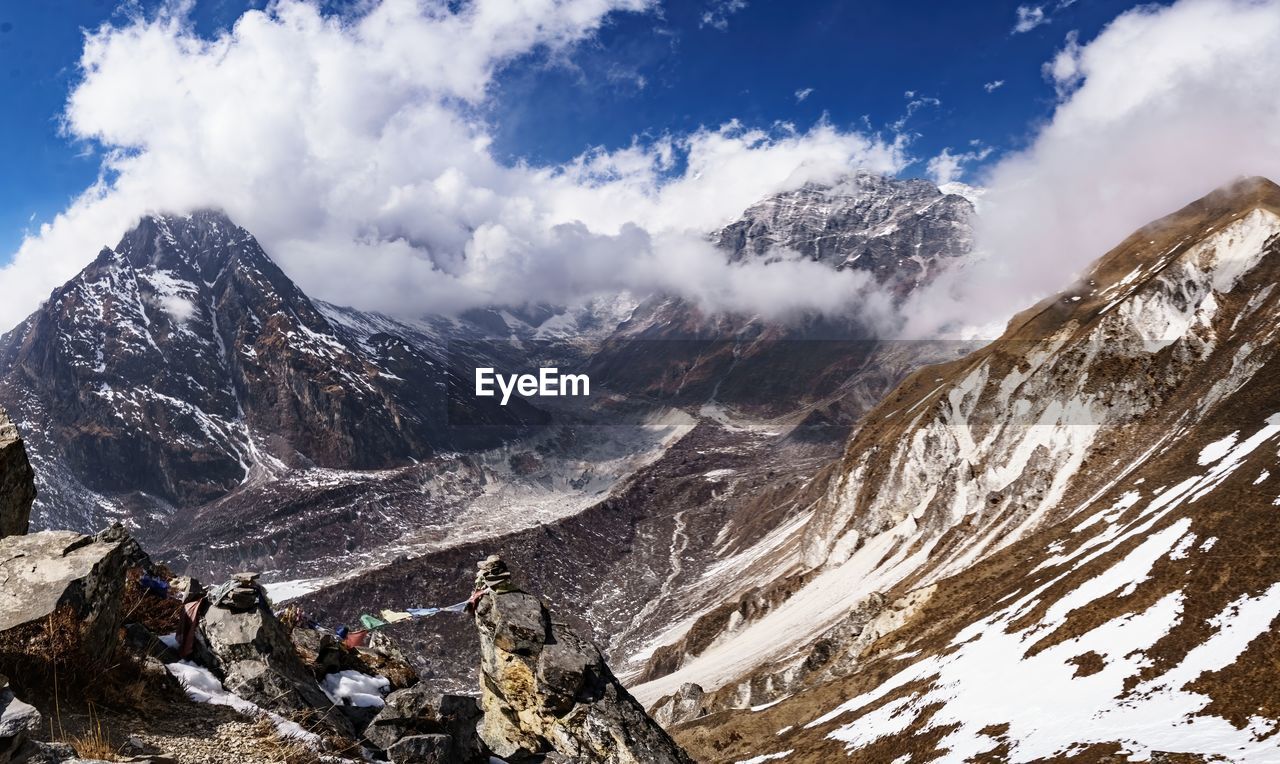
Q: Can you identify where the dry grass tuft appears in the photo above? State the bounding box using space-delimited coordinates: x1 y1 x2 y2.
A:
249 717 326 764
120 565 181 636
63 704 124 762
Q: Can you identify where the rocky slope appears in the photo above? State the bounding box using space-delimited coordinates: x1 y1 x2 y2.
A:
1 173 973 607
656 177 1280 761
0 173 985 761
473 558 692 763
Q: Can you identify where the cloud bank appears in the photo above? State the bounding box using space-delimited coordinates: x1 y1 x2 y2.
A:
0 0 905 330
907 0 1280 337
9 0 1278 342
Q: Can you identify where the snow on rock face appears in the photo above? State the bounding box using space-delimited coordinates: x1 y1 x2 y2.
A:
715 171 974 296
805 208 1280 592
795 411 1280 762
648 181 1280 726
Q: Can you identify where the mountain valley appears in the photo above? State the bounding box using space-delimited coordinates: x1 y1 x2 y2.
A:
4 174 1280 762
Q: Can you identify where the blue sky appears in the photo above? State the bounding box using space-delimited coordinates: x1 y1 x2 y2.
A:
0 0 1157 263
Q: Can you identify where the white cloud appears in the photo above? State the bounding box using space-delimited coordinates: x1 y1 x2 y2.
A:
892 92 941 132
1013 5 1048 33
983 80 1005 93
700 0 748 31
794 87 814 102
906 0 1280 337
926 144 993 186
1013 0 1078 35
0 0 910 331
1043 30 1083 95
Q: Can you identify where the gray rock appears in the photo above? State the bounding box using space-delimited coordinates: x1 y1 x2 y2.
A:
650 683 705 727
388 734 452 763
364 684 441 751
18 741 77 763
365 686 486 762
474 565 693 764
715 172 974 297
123 623 179 664
0 530 131 658
485 592 547 656
200 578 354 737
437 694 485 763
0 683 42 764
0 410 34 540
0 695 40 739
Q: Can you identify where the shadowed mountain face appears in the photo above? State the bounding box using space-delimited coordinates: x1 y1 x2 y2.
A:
0 211 542 530
663 177 1280 762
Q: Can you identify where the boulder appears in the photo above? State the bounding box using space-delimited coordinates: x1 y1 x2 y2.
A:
0 531 131 658
358 631 420 690
388 734 452 763
0 411 35 540
474 559 693 764
200 576 354 737
0 676 41 764
650 683 706 727
364 684 439 751
364 685 485 762
437 694 485 762
18 741 76 764
292 625 418 692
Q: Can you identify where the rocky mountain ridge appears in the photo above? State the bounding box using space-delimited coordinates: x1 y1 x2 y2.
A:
657 177 1280 761
0 173 975 600
716 171 974 296
0 210 547 533
587 174 976 420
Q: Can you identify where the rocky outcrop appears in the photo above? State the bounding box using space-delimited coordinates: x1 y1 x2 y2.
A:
474 559 692 764
200 574 354 736
650 683 706 728
0 530 130 658
0 411 34 539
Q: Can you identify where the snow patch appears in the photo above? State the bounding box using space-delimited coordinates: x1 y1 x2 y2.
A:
322 670 390 708
167 661 319 743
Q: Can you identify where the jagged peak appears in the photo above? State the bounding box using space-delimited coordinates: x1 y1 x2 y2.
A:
114 208 257 281
779 170 950 200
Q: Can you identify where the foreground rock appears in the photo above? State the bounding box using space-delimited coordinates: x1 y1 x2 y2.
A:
0 412 34 539
474 558 692 764
0 674 41 763
365 684 485 762
0 531 130 658
201 574 355 737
